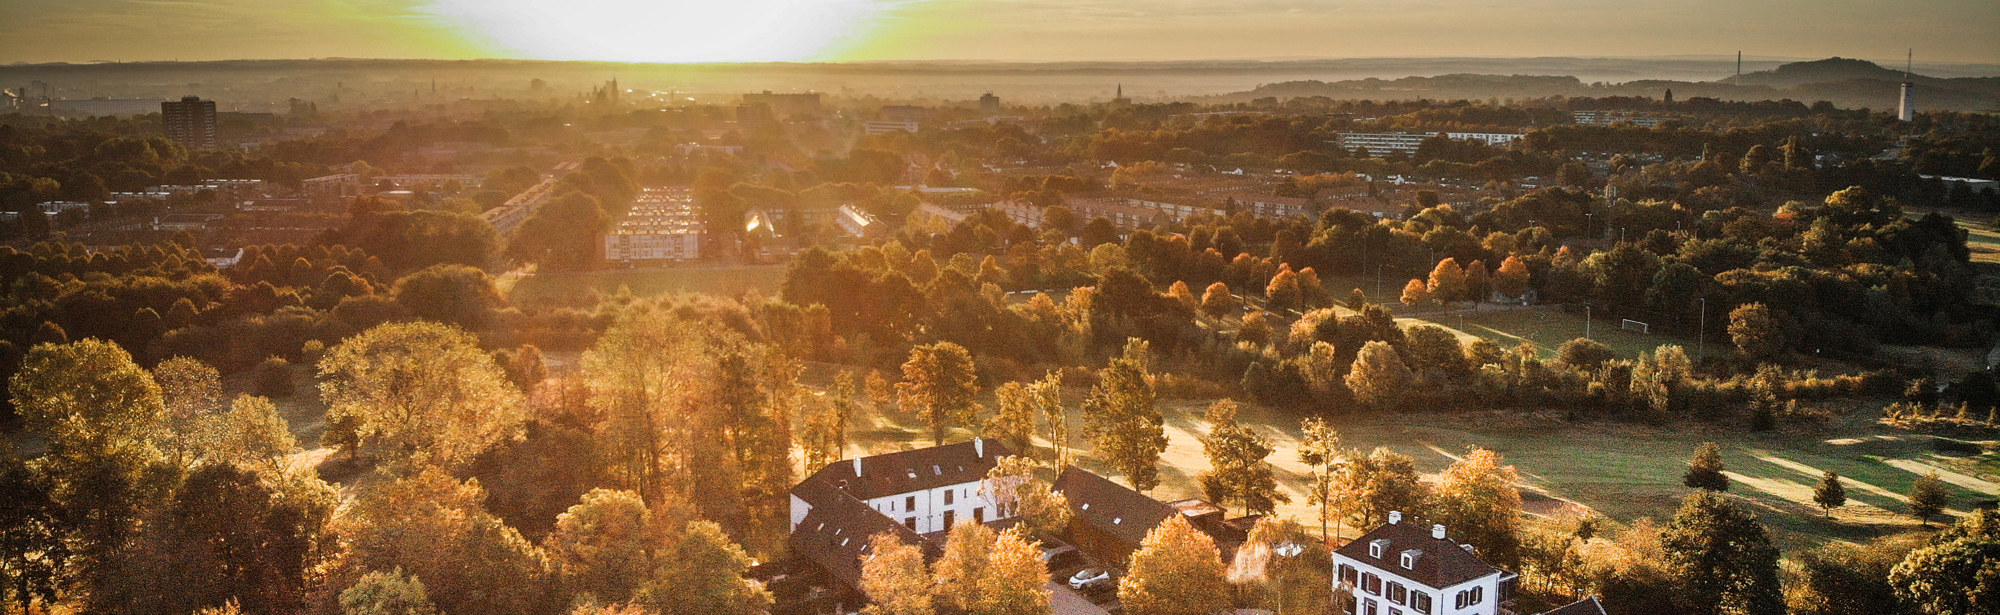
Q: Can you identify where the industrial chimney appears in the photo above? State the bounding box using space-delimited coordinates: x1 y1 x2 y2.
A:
1433 524 1447 540
1388 511 1403 525
1899 49 1916 122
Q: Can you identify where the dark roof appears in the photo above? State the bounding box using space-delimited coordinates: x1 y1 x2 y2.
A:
786 491 930 591
793 438 1014 503
1054 466 1176 546
1541 596 1608 615
1333 519 1505 589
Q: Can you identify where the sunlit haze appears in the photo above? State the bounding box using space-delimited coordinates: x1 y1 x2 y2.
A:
2 0 1996 64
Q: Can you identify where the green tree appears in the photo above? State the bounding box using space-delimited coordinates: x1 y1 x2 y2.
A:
1812 471 1847 518
1660 491 1786 615
391 265 506 330
1082 339 1168 491
1346 340 1413 411
1433 448 1524 568
1907 472 1949 526
1118 516 1231 615
1890 509 1999 615
1555 338 1615 371
858 534 933 615
1683 442 1730 492
898 342 982 445
1198 399 1288 516
638 521 771 615
1786 538 1912 615
339 569 438 615
319 322 525 467
1296 416 1345 540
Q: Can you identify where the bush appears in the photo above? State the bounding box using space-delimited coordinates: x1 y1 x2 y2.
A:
256 356 294 397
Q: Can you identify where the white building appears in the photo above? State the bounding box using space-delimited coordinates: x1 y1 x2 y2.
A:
1335 511 1514 615
603 187 704 262
863 120 920 135
1337 132 1434 156
1444 132 1526 147
1571 111 1671 128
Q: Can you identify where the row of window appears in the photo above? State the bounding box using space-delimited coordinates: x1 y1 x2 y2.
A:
1338 565 1436 615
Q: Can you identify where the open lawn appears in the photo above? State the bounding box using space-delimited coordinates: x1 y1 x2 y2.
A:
501 264 788 306
1404 307 1705 360
841 386 1997 552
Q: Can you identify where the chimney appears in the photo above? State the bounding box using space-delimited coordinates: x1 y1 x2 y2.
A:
852 457 863 477
1433 524 1446 540
1388 511 1402 525
975 438 984 458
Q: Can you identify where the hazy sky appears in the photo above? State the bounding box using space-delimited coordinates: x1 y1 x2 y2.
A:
2 0 1995 65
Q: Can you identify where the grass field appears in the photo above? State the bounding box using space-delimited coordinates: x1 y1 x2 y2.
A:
501 264 788 306
841 386 1997 552
1407 307 1704 360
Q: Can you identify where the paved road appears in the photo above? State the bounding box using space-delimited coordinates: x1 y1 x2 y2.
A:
1048 581 1112 615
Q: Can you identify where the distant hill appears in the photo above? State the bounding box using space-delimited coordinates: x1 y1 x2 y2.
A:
1723 57 1912 88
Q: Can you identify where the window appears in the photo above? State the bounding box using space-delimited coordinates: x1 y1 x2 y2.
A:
1400 550 1419 569
1363 573 1381 595
904 518 917 531
944 489 955 505
1339 565 1358 585
1471 586 1484 605
1412 593 1432 614
1362 598 1377 615
906 495 916 511
943 511 955 529
1388 582 1406 605
973 508 985 524
1369 539 1389 558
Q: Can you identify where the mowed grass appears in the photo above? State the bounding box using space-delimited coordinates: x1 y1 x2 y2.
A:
502 264 788 306
840 387 1997 552
1405 307 1702 360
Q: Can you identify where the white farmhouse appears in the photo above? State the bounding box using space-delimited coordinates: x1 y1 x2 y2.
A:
1335 511 1515 615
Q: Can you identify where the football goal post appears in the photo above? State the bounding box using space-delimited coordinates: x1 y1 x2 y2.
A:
1620 319 1650 334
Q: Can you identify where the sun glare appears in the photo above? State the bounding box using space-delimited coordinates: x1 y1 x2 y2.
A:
422 0 900 63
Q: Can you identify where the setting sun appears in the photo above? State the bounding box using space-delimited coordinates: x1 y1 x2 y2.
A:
423 0 897 62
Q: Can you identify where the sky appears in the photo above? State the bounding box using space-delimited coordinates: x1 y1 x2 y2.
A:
2 0 1996 65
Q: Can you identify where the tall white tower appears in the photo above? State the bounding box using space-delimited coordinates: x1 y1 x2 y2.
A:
1898 50 1916 122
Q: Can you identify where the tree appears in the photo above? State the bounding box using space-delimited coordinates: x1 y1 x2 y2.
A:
981 456 1073 539
213 395 299 467
1555 338 1615 371
898 342 982 445
1200 282 1239 319
0 445 69 615
1297 416 1345 540
1346 340 1413 411
1493 256 1531 297
1684 442 1730 492
339 569 438 615
1427 258 1468 303
1400 278 1431 306
1118 516 1231 615
116 462 338 615
1729 303 1787 361
8 339 168 595
1198 399 1288 515
508 191 609 271
1028 372 1068 471
1334 447 1430 528
154 355 224 467
1232 518 1331 615
319 322 525 467
638 521 771 615
1907 472 1948 526
975 529 1052 615
988 382 1039 456
799 393 848 474
1082 339 1167 491
1890 509 2000 615
1660 491 1786 615
858 534 933 615
1266 265 1303 310
546 488 685 603
1812 472 1846 517
336 468 548 615
933 521 996 612
1432 448 1524 567
391 264 505 330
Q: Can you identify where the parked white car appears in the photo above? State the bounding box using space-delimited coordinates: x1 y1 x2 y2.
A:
1068 567 1111 589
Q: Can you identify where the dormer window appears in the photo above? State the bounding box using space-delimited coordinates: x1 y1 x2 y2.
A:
1369 539 1391 558
1400 549 1422 570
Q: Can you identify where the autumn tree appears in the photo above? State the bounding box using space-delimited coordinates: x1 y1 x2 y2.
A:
319 322 525 467
1297 416 1345 540
1493 256 1530 297
1082 338 1168 491
1427 258 1468 303
1907 472 1948 526
898 342 982 445
1400 278 1431 306
1335 446 1430 528
988 382 1040 455
154 355 224 467
800 388 850 474
858 534 933 615
1812 472 1846 517
1683 442 1730 492
114 463 339 615
1555 338 1615 371
1028 372 1069 471
636 521 772 615
1729 303 1787 361
981 456 1073 539
1889 509 1999 615
1230 518 1331 615
1199 282 1239 319
932 522 996 612
1661 491 1786 615
1432 448 1524 567
1266 265 1303 311
0 444 70 615
1199 399 1288 516
545 488 687 603
1346 340 1413 411
335 468 549 615
1118 516 1231 615
339 569 438 615
977 529 1052 615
